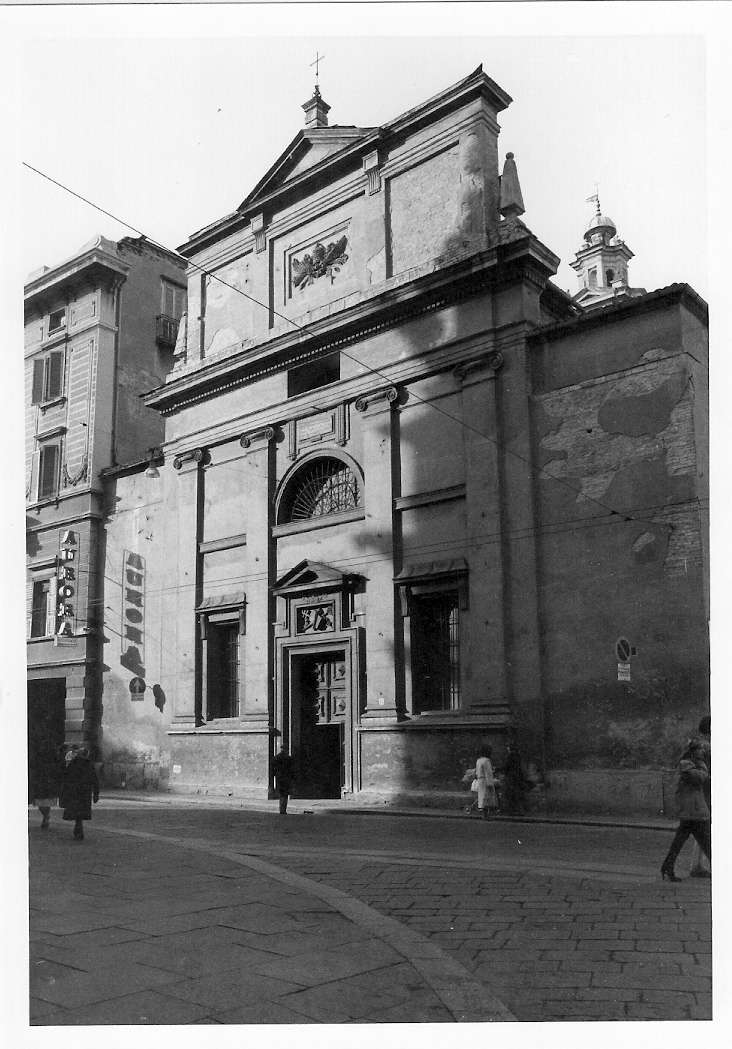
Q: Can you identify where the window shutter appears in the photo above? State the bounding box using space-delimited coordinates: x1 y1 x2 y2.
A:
28 450 39 502
47 351 64 399
31 358 45 404
46 580 56 637
162 281 185 320
38 444 59 499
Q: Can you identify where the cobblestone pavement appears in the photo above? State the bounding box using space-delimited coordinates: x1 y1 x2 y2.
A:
269 852 712 1022
25 801 713 1025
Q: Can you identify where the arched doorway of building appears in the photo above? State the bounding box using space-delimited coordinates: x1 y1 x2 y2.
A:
291 650 346 799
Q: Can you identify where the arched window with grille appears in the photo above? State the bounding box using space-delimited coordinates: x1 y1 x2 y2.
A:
278 456 362 524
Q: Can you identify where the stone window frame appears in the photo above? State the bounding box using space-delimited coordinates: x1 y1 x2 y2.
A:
47 307 67 336
395 559 469 717
196 594 247 724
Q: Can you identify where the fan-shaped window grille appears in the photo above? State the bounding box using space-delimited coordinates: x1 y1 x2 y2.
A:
282 457 361 522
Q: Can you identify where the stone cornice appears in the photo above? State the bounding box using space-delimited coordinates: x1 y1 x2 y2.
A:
529 283 709 344
25 243 128 314
146 239 558 417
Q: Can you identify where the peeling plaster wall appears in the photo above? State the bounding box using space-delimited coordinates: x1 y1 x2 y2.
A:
531 304 708 772
204 255 254 358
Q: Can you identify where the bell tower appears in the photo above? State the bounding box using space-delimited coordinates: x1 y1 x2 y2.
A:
571 195 644 309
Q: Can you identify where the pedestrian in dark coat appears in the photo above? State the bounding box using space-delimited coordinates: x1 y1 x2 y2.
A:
661 739 711 882
272 746 294 815
60 746 99 840
500 741 526 816
689 715 711 878
29 738 63 829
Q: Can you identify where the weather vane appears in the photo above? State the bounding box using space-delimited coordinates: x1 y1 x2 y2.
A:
311 51 325 88
586 183 601 214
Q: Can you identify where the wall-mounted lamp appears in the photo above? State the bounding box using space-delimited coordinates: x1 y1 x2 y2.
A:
145 447 162 479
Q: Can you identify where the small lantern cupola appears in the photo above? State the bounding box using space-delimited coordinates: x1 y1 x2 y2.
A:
302 84 330 129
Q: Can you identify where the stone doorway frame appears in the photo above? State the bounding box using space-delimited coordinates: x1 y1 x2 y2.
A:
275 628 362 797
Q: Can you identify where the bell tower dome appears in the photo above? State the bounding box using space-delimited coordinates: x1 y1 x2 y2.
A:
570 195 645 309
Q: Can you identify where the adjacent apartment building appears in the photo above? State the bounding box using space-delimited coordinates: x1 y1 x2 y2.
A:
91 67 708 815
25 235 186 761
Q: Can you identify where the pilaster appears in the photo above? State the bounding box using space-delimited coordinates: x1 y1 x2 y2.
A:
239 425 277 721
170 449 206 724
355 387 402 720
494 325 545 757
454 351 510 718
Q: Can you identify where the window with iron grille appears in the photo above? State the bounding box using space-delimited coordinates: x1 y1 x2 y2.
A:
281 457 361 522
410 592 461 713
31 350 64 404
206 622 240 719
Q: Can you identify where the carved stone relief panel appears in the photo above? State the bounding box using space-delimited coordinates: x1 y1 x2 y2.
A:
287 224 351 301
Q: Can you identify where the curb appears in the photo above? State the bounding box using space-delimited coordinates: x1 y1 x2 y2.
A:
92 791 675 832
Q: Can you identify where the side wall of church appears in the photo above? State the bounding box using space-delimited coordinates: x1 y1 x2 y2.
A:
530 300 708 814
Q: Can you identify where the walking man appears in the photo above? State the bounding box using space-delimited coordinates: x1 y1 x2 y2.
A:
272 744 295 815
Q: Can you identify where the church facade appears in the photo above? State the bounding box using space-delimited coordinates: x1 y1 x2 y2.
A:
99 68 708 815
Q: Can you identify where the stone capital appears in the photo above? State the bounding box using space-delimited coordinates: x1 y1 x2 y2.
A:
454 352 503 384
173 447 207 471
354 386 399 416
240 425 276 450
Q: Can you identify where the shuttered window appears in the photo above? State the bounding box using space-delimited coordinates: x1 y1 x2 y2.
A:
31 350 64 404
30 579 53 638
38 444 60 500
161 281 185 320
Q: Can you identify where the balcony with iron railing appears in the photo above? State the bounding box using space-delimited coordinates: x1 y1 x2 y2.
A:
156 314 180 348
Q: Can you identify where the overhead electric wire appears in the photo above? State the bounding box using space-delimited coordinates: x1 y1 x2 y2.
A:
23 161 702 533
72 495 705 610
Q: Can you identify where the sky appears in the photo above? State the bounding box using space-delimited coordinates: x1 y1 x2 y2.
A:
3 5 732 1045
3 5 720 300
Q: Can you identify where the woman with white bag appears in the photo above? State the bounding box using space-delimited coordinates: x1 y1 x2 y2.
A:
475 744 498 819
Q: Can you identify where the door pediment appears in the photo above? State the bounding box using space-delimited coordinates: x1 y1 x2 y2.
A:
273 559 352 596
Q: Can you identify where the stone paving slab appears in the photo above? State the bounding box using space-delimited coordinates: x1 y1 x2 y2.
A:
27 819 515 1025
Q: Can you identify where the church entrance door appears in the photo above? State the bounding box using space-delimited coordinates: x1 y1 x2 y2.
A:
292 650 346 799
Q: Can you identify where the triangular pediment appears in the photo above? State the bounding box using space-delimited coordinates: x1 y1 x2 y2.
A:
239 127 374 212
273 559 350 594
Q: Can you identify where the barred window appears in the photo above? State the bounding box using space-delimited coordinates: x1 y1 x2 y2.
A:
410 592 461 713
281 457 361 522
